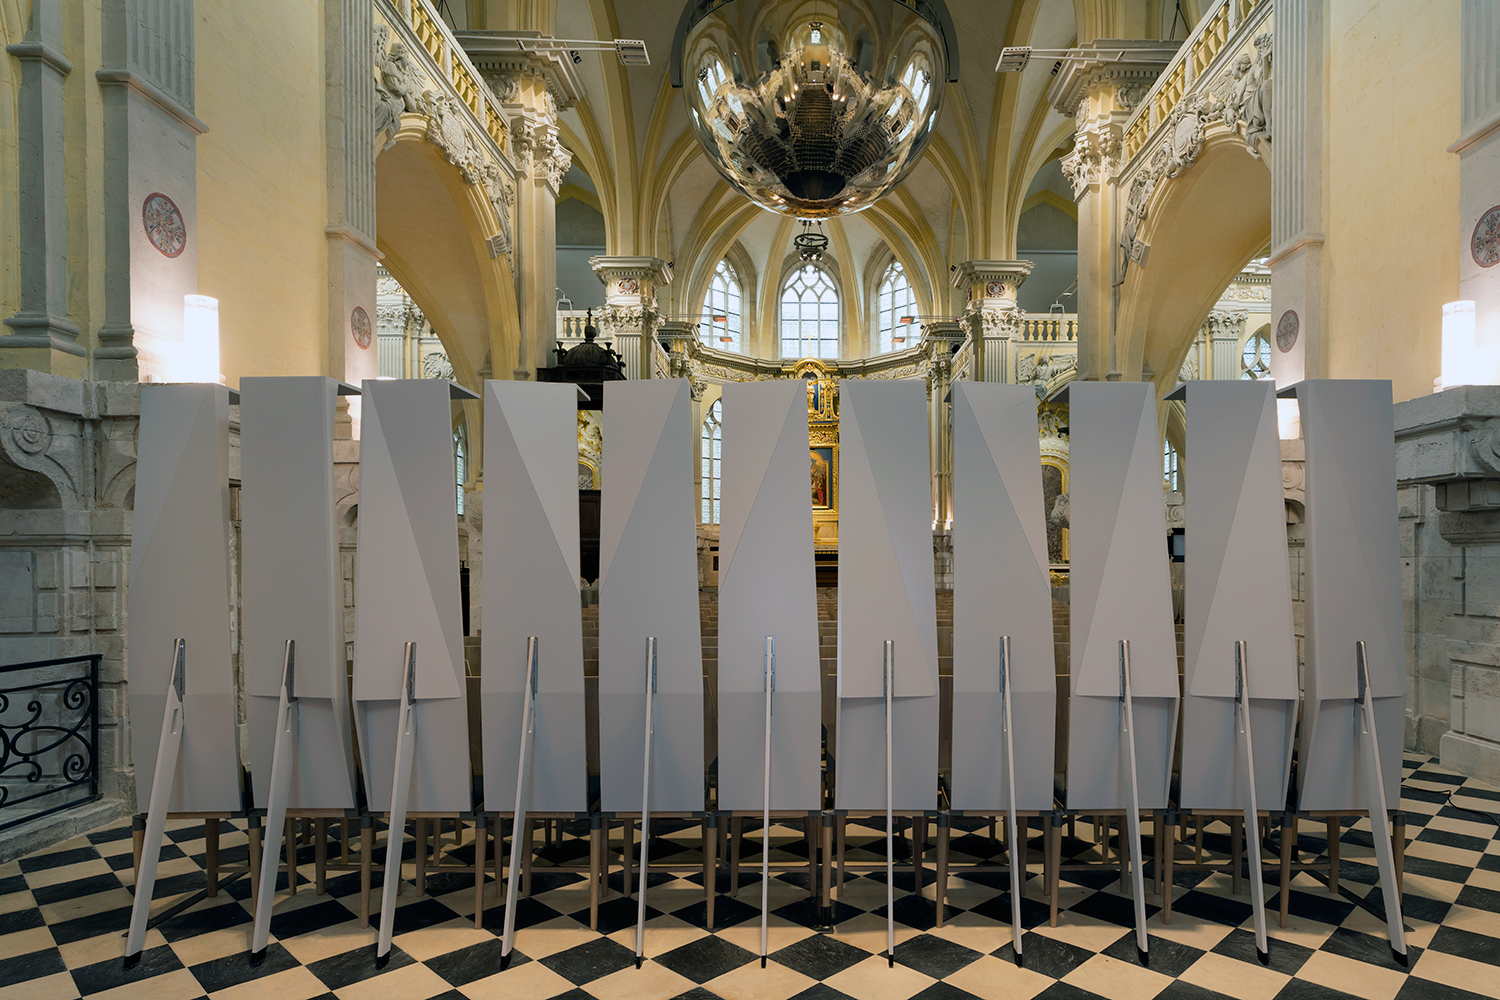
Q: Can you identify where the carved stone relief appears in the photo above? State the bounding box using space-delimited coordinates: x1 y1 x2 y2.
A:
374 24 424 149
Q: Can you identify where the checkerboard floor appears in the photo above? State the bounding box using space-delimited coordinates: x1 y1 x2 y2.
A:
4 755 1498 1000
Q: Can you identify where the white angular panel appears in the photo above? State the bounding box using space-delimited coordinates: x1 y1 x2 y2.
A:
128 384 239 814
950 382 1056 812
835 379 938 811
1297 379 1406 812
241 377 358 810
482 381 588 814
1179 380 1297 812
717 381 821 813
598 380 705 814
353 379 471 813
1065 382 1179 811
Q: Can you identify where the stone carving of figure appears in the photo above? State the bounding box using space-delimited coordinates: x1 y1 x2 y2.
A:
375 24 423 149
1243 34 1273 157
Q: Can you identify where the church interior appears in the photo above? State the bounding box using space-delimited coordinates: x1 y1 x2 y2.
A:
3 1 1500 999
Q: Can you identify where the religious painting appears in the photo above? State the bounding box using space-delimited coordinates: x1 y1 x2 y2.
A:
1041 460 1068 564
810 446 833 509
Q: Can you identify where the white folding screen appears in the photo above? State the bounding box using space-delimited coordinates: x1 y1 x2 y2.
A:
353 379 473 813
482 381 588 814
598 380 705 814
949 382 1056 812
1179 380 1297 812
128 384 239 813
717 381 822 812
240 377 358 810
835 379 938 811
1065 382 1179 811
1297 379 1406 812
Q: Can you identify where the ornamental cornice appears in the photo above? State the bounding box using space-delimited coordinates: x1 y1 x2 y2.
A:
454 30 584 110
949 260 1035 290
1046 40 1181 116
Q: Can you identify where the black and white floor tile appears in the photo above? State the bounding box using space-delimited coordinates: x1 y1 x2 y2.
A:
3 755 1498 1000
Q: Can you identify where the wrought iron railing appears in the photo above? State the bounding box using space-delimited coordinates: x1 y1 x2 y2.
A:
0 654 100 833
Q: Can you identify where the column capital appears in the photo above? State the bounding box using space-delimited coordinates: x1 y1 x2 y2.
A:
950 260 1034 303
589 256 674 305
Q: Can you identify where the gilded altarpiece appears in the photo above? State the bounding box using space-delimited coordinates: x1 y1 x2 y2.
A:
796 360 840 558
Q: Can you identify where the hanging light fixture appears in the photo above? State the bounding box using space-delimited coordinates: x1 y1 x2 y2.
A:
794 219 829 263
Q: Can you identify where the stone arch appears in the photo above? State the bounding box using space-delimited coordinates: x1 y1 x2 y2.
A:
1115 132 1270 392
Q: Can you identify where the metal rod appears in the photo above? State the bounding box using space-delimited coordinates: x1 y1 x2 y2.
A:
1355 640 1408 963
1119 639 1150 964
501 637 540 968
761 636 774 967
377 643 419 966
635 637 658 969
252 640 299 964
1235 641 1270 964
885 639 895 968
125 639 187 967
1001 636 1024 965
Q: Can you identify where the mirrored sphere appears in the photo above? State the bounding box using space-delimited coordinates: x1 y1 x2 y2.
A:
676 0 950 219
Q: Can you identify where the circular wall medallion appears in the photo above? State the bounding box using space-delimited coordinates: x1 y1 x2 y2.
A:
142 193 186 258
1472 205 1500 268
985 280 1007 298
1276 309 1299 352
351 306 372 349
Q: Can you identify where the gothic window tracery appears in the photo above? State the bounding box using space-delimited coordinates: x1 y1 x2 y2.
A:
781 266 839 359
454 423 468 515
877 261 918 353
701 260 743 352
702 399 722 525
1163 439 1180 492
1241 332 1271 379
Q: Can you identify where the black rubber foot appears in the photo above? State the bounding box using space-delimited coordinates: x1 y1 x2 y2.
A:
888 953 895 968
761 956 767 969
499 951 514 971
817 905 833 931
375 950 390 970
250 948 266 967
1257 947 1270 967
1014 948 1024 968
635 955 643 970
1393 947 1408 968
123 952 141 970
1138 948 1150 968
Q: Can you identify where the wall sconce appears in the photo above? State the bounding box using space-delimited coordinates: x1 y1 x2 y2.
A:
183 295 222 384
1440 300 1478 391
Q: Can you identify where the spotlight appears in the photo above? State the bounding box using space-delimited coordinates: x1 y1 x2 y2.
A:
571 49 582 64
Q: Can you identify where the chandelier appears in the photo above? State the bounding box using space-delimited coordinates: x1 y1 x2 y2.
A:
670 0 958 219
795 220 828 262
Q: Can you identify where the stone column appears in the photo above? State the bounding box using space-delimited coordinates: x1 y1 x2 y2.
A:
1 0 81 374
461 35 584 379
94 0 207 382
326 0 380 420
951 261 1033 383
1458 1 1500 348
590 257 673 380
1206 309 1248 380
1048 44 1177 382
1269 0 1319 387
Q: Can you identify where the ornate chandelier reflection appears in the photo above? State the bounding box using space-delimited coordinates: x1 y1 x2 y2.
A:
670 0 958 219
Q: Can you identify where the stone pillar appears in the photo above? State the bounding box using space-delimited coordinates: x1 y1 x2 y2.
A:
461 35 584 379
1 1 81 374
589 257 673 380
923 320 964 527
1395 386 1500 779
1048 43 1177 382
326 0 380 426
1458 1 1500 349
94 0 207 382
1206 309 1248 380
951 261 1033 383
1269 0 1319 387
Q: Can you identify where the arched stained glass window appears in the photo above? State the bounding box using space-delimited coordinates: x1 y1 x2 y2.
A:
701 261 743 352
877 261 919 353
781 266 839 359
702 399 722 524
1163 439 1179 492
1241 333 1271 379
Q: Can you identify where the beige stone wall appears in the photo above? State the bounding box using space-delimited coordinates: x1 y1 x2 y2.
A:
195 0 329 382
1324 1 1461 402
